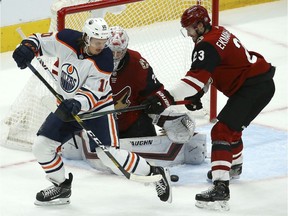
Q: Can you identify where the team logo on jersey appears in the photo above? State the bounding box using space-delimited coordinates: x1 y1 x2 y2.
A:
113 86 131 112
60 63 79 93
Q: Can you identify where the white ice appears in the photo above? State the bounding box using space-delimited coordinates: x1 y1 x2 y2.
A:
0 0 287 215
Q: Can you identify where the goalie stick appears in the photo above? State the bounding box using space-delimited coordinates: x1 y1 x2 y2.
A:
26 62 161 183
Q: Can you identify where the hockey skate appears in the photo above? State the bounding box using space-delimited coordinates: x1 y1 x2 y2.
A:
207 163 242 181
34 173 73 206
195 180 230 211
151 166 172 203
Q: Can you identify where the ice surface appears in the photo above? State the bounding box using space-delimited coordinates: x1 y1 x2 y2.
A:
0 0 287 215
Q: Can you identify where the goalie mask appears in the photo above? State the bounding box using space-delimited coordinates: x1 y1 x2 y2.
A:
82 18 110 47
107 26 129 62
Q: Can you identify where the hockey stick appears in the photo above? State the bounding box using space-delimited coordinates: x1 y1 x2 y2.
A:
64 100 192 122
62 104 147 121
25 62 162 183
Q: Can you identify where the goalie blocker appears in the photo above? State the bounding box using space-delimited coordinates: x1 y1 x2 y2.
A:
60 131 207 171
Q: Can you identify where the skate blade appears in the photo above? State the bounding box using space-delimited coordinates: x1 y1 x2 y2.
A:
34 198 70 206
206 175 241 183
195 200 230 211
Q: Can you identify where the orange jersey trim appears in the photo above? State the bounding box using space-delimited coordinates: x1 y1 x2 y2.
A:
108 114 118 147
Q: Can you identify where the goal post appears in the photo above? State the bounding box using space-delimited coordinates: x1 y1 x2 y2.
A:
57 0 218 121
210 0 218 122
0 0 219 151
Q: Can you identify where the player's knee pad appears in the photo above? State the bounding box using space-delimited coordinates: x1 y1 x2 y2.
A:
32 135 61 160
211 122 242 143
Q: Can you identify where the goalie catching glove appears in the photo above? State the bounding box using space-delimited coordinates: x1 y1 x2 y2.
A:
142 90 175 114
153 110 196 143
13 40 38 69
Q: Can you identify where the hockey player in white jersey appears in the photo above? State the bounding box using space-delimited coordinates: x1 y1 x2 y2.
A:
12 18 172 206
57 26 206 180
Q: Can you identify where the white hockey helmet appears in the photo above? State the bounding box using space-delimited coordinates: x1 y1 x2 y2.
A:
107 26 129 61
83 18 110 46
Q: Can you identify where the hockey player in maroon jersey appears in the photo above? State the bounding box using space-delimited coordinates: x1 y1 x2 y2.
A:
142 5 275 210
107 26 195 144
107 26 164 138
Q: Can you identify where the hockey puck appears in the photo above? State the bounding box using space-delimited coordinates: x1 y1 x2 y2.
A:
170 175 179 182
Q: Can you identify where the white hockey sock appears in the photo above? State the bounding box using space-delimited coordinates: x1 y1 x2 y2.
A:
96 146 151 176
32 135 66 184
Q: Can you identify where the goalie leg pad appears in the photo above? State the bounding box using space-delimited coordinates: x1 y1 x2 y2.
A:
184 133 207 164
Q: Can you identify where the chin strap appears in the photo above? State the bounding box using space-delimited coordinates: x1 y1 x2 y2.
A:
84 46 93 56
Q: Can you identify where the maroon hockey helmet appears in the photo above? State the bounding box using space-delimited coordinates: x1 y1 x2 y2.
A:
181 5 211 28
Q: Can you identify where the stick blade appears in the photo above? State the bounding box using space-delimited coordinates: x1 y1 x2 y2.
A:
129 173 162 183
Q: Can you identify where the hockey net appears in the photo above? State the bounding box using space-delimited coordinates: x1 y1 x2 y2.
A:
0 0 218 151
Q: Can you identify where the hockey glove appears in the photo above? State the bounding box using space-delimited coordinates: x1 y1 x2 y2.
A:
12 40 37 69
55 99 82 121
60 99 82 115
155 111 195 143
142 90 175 114
184 90 204 111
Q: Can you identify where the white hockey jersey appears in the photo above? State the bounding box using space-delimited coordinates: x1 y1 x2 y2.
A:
27 29 114 114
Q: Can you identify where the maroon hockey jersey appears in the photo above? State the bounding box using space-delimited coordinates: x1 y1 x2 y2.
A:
182 26 271 97
110 49 163 132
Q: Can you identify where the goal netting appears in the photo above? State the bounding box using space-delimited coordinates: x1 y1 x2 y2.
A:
0 0 218 151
